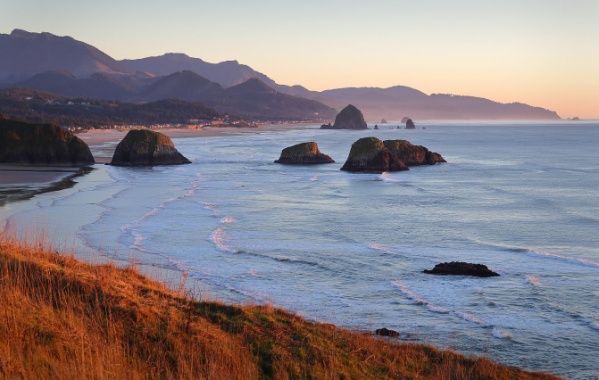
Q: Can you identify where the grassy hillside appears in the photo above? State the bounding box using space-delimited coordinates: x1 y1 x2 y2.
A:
0 235 560 379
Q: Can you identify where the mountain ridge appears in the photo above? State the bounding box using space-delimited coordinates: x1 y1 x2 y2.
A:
0 29 560 120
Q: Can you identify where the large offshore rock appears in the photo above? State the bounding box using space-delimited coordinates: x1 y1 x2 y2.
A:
275 142 334 164
321 104 367 130
110 129 190 166
340 137 408 173
0 118 94 165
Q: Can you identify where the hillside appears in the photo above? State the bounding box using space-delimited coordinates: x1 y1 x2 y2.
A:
0 29 131 82
0 88 223 127
0 235 560 379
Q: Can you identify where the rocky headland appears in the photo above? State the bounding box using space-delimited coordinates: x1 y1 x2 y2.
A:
321 104 367 130
423 262 500 277
110 129 191 166
0 118 94 165
275 142 334 164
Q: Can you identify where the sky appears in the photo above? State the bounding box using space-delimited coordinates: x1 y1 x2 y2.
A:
2 0 598 118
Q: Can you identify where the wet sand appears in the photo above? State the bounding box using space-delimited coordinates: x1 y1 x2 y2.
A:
0 124 315 205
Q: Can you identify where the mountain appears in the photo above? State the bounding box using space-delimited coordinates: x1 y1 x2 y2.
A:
141 70 223 101
308 87 560 121
19 70 140 100
121 53 278 89
217 78 336 120
0 29 561 120
0 29 131 82
126 71 334 120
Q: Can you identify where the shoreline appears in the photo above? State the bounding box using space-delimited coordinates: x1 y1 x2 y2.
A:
0 124 316 204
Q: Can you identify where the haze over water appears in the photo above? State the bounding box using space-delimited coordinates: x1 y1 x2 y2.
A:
2 121 598 378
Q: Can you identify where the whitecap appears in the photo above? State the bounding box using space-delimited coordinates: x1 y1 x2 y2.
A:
525 274 540 286
492 328 512 339
378 172 401 183
392 281 484 323
368 243 396 255
210 227 237 253
221 216 236 224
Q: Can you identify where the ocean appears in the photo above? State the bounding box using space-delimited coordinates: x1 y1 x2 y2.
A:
1 121 598 379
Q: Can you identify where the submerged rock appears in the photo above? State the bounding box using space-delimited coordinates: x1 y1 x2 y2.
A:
0 118 94 165
274 142 334 164
110 129 190 166
383 140 446 166
423 262 500 277
340 137 408 173
321 104 367 130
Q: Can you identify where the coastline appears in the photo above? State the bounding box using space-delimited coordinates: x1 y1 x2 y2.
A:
0 123 316 204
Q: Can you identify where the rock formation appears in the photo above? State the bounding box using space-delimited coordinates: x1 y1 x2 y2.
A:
340 137 408 173
405 118 416 129
0 118 94 165
423 262 500 277
321 104 367 130
340 137 447 173
274 142 334 164
383 140 446 166
110 129 191 166
375 328 399 337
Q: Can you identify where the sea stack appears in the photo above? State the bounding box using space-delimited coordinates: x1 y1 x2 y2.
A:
110 129 191 166
383 140 446 166
340 137 408 173
0 118 94 165
275 142 334 164
321 104 368 130
405 118 416 129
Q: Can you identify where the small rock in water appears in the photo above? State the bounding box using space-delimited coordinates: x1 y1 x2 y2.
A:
375 327 400 337
423 261 500 277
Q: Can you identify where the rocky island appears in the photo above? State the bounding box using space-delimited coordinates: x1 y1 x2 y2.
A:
340 137 445 173
110 129 191 166
275 142 334 164
321 104 368 130
0 118 94 165
340 137 408 172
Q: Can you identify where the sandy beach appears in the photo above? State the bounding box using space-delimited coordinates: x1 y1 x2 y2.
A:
0 124 315 205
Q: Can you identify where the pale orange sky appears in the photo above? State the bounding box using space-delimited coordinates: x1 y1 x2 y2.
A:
2 0 598 118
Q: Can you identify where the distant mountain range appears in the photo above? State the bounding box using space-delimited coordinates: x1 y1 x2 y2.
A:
0 29 560 121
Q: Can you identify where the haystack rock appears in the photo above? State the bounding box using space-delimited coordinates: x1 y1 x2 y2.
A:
423 262 500 277
340 137 408 173
0 118 94 165
275 142 334 165
110 129 191 166
383 140 446 166
405 118 416 129
321 104 367 130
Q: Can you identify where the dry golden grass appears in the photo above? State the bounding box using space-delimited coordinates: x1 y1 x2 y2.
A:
0 235 561 379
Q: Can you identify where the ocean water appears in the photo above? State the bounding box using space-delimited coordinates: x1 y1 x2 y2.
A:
1 121 598 379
